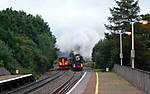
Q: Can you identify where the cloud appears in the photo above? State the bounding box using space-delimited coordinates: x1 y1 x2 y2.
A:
139 0 150 14
0 0 149 59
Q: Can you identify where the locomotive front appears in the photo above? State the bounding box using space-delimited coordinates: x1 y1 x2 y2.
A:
58 56 70 69
71 54 84 71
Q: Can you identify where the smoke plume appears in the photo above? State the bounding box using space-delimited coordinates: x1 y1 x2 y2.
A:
56 27 100 60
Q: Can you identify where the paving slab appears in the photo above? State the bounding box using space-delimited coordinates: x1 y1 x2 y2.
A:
68 72 91 94
83 72 96 94
99 72 145 94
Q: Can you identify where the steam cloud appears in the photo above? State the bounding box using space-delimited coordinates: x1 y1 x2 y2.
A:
56 27 100 60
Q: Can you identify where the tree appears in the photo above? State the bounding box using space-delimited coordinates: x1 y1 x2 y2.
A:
134 14 150 70
0 8 58 76
92 39 119 70
105 0 140 32
0 40 19 73
92 0 150 71
104 0 150 70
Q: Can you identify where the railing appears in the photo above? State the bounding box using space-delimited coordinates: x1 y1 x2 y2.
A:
113 64 150 94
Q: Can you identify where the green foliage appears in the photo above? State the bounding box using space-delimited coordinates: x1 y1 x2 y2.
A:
0 60 4 67
92 39 119 69
0 40 19 73
92 0 150 71
0 8 57 75
105 0 140 31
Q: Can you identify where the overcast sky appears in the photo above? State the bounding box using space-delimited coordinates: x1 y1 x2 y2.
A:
0 0 149 58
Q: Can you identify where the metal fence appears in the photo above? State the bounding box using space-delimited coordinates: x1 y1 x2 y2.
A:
113 64 150 94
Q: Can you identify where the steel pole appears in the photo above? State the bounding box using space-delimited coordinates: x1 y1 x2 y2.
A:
131 22 135 68
120 33 123 66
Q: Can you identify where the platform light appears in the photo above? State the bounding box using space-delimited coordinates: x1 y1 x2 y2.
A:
124 32 132 36
116 19 148 68
139 20 148 25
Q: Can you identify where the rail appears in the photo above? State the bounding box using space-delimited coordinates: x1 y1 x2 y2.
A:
113 64 150 94
7 71 66 94
51 72 83 94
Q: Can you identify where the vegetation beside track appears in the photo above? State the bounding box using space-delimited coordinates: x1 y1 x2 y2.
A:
0 8 58 76
92 0 150 71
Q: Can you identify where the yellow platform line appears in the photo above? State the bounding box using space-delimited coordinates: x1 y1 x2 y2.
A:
95 72 99 94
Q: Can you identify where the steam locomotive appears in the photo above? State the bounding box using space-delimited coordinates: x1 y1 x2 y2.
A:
70 54 84 71
57 52 84 70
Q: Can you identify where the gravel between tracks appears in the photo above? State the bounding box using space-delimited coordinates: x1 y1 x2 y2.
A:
7 70 65 94
53 71 83 94
31 70 75 94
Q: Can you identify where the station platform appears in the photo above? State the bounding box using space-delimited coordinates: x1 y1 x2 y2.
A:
98 72 145 94
0 75 21 81
67 72 145 94
0 74 35 92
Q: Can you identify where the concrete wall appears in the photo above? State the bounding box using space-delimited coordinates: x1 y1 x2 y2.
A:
113 64 150 94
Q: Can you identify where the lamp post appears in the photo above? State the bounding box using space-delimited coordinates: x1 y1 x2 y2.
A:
116 31 131 66
120 33 123 66
120 32 132 66
130 21 148 68
116 20 148 68
131 22 135 68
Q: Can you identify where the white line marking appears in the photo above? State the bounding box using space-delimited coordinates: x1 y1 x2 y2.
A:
0 74 32 84
66 72 87 94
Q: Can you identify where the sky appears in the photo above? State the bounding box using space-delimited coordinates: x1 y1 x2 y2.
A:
0 0 149 59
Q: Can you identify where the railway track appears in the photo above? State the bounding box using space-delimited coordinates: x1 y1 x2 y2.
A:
51 71 83 94
7 70 66 94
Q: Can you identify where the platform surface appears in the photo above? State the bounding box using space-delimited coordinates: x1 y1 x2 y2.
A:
0 74 32 84
0 75 20 81
68 72 145 94
99 72 145 94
